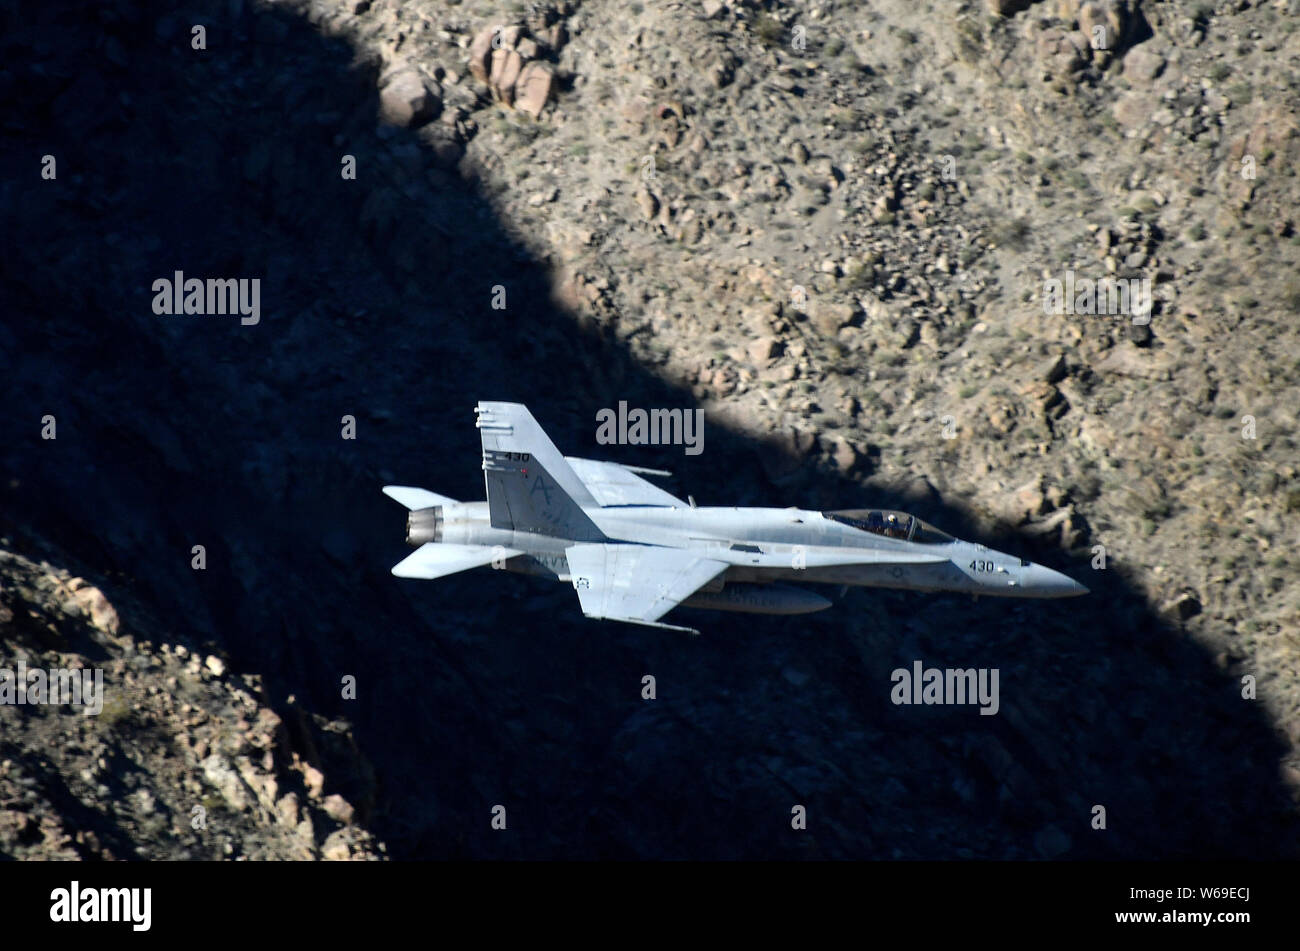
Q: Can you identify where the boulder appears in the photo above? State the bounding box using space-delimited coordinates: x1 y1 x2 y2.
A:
514 62 554 118
67 580 119 636
542 23 567 50
809 298 857 336
635 188 660 220
748 336 782 364
322 793 355 825
1078 0 1128 50
202 754 250 811
1012 476 1048 522
321 829 352 861
1036 28 1088 75
468 25 498 84
1161 591 1202 622
379 68 439 128
826 435 858 474
987 0 1037 15
488 48 524 104
1123 45 1165 83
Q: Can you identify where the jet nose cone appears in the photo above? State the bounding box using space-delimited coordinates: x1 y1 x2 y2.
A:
1022 563 1089 598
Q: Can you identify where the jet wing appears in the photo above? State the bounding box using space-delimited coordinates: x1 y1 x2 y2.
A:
564 457 687 508
391 543 522 579
564 543 727 633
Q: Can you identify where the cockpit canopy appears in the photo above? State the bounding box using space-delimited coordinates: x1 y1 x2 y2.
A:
823 509 954 544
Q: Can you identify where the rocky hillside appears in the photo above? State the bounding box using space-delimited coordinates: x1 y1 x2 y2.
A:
0 544 383 859
2 0 1298 858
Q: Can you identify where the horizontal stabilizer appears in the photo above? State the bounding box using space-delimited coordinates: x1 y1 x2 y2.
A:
382 486 458 510
391 543 522 579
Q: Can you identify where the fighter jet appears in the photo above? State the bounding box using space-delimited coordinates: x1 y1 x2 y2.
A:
383 401 1088 634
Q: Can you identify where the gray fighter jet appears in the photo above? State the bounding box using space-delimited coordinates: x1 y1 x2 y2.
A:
384 401 1088 634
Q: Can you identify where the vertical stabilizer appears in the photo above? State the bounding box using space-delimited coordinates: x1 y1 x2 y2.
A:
475 402 604 541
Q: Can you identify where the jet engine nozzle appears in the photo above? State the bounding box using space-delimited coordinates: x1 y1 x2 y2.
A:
406 506 443 546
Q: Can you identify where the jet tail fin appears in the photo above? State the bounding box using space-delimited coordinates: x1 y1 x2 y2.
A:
475 402 604 541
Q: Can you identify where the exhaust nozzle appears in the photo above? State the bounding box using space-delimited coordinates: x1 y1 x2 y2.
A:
406 506 443 546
